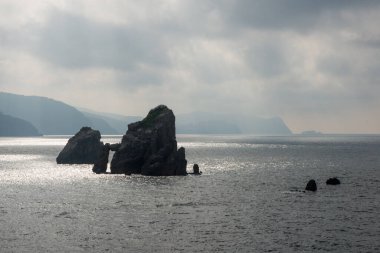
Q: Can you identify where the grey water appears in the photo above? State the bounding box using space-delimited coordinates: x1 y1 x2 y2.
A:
0 135 379 252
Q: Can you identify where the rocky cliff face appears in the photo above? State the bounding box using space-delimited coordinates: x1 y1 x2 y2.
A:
111 105 187 176
56 127 103 164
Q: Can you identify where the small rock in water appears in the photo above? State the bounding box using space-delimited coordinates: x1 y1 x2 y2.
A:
192 164 202 175
305 179 317 191
326 177 340 185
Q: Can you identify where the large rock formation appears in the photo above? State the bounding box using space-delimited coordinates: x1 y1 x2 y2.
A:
111 105 187 176
56 127 104 164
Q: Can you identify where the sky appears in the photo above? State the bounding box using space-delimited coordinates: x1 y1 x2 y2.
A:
0 0 380 133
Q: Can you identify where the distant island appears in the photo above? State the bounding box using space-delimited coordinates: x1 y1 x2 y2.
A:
0 112 41 136
0 92 292 136
176 112 292 135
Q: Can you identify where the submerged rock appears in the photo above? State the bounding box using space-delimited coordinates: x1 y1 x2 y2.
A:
110 105 187 176
326 177 340 185
305 179 317 192
56 127 103 164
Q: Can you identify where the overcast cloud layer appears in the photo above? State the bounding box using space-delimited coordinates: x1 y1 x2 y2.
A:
1 0 380 133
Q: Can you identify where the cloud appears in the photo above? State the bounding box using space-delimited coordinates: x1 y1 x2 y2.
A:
225 0 380 32
244 39 288 78
33 10 169 70
0 0 380 133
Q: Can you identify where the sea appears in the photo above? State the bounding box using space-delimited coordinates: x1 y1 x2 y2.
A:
0 134 379 252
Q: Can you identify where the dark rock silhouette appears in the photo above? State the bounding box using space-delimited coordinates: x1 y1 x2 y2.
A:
56 127 103 164
92 143 110 174
110 105 187 176
305 179 317 192
109 143 121 151
92 143 121 173
326 177 340 185
175 147 187 175
190 164 202 175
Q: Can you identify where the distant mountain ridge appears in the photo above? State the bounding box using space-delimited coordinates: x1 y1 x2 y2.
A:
0 112 41 136
0 92 292 135
0 92 91 135
79 108 142 134
0 92 120 135
176 111 292 135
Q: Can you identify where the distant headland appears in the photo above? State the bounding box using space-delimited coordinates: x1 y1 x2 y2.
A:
0 112 41 137
300 130 323 136
0 92 292 136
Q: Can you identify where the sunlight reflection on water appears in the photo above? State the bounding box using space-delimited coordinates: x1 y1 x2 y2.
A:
0 137 67 146
0 154 44 161
179 142 288 149
1 161 96 184
0 135 379 252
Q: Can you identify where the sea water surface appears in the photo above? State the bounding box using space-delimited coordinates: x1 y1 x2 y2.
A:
0 135 379 252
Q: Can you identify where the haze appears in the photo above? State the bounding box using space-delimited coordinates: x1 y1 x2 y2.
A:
1 0 379 133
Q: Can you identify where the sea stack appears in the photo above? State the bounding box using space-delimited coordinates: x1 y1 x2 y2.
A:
110 105 187 176
192 164 202 175
56 127 104 164
92 143 110 174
